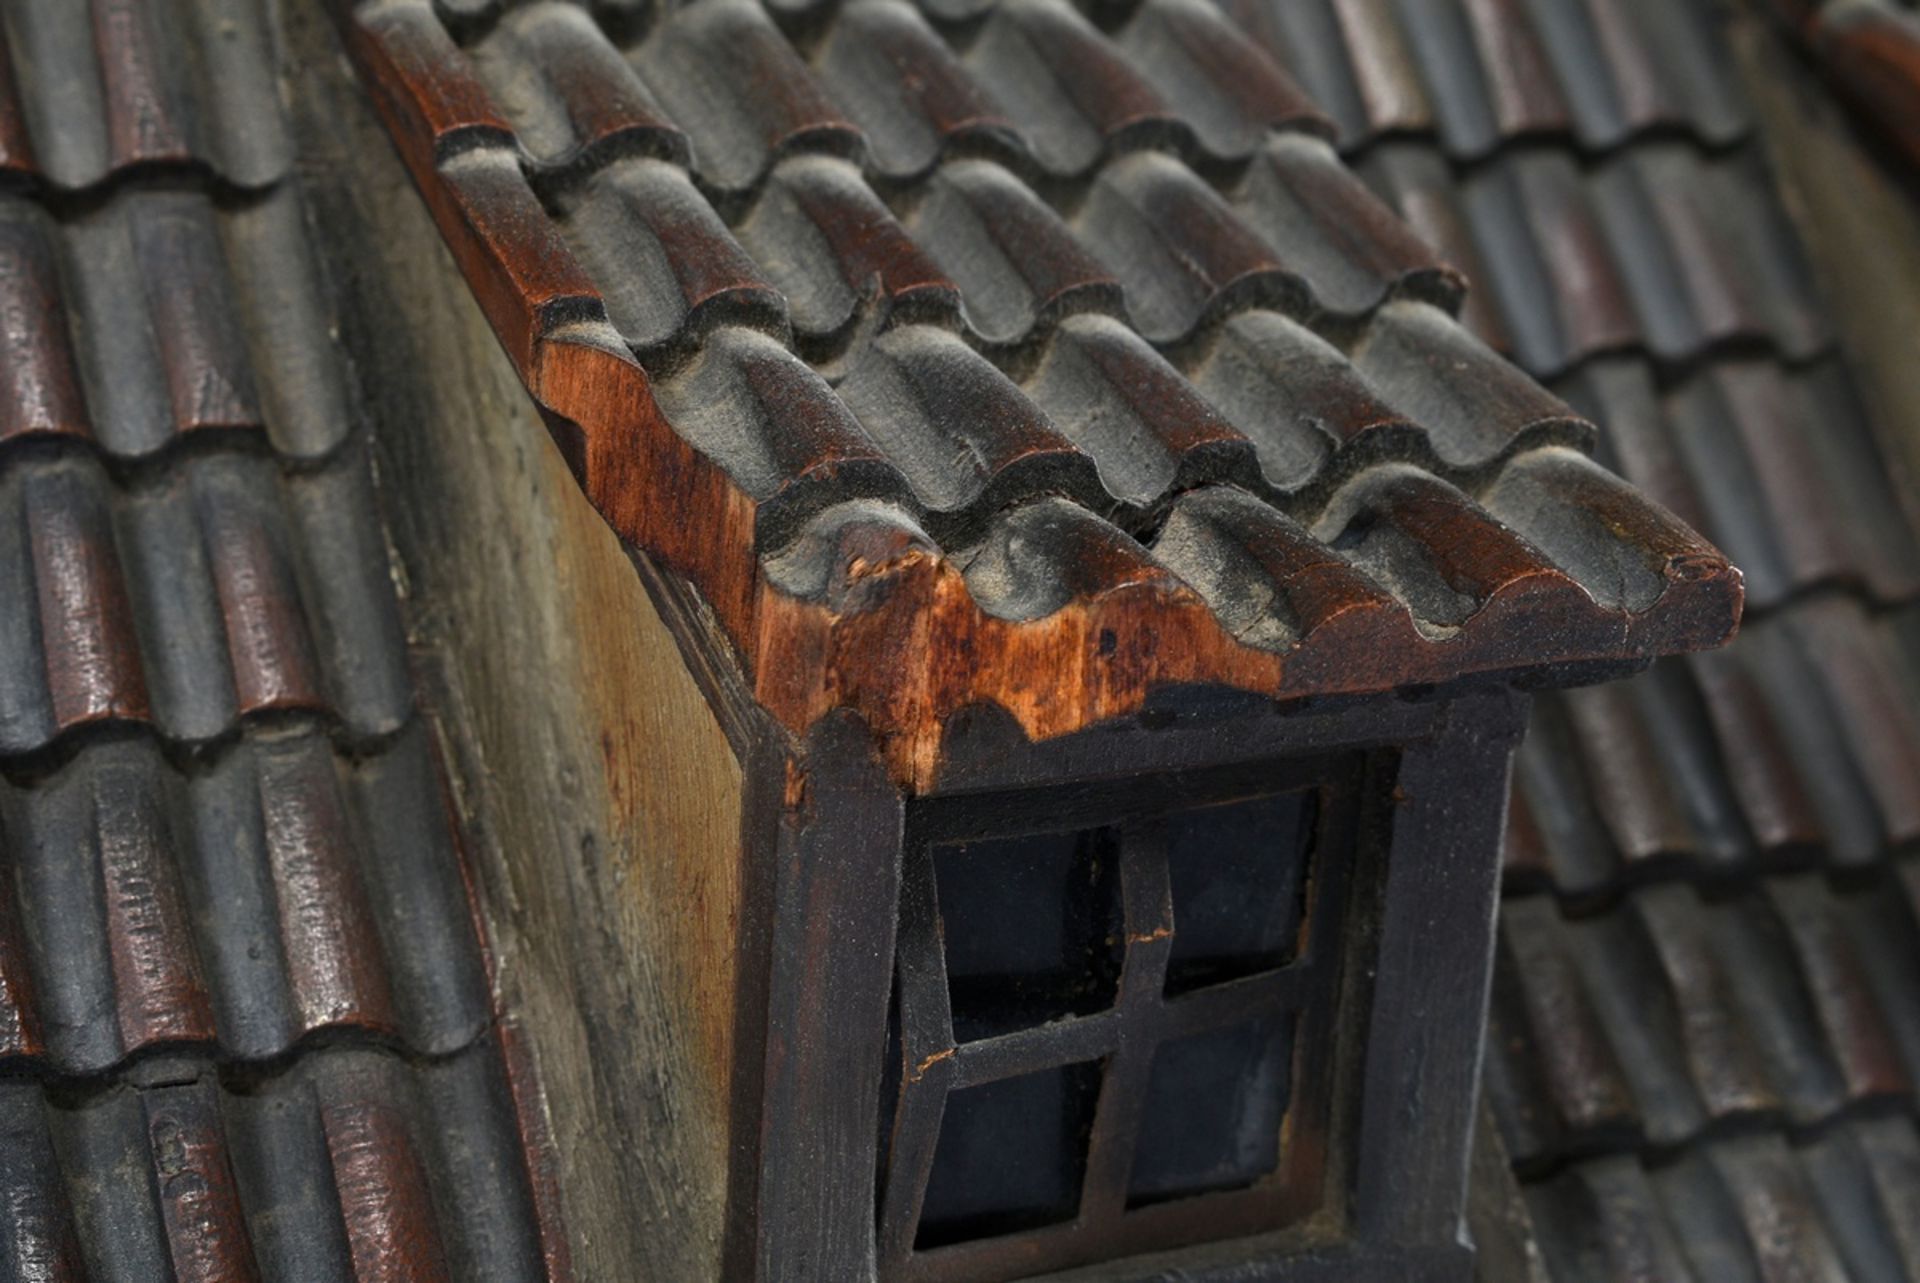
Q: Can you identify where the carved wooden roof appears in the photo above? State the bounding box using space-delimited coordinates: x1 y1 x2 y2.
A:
338 0 1743 783
0 6 570 1279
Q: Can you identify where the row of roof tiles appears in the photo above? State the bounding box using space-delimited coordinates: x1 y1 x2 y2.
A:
762 439 1723 658
646 300 1593 547
0 722 490 1079
1231 0 1751 158
379 0 1807 377
0 286 1727 709
0 0 290 191
541 130 1835 382
0 185 356 463
427 0 1331 184
1488 864 1920 1170
1524 1119 1920 1282
1508 597 1920 897
0 443 411 762
563 140 1451 357
1362 1 1920 1274
421 0 1751 166
1361 141 1829 378
1563 355 1920 613
0 1032 564 1283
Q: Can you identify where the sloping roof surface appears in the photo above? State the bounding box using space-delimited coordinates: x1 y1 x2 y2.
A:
1224 1 1920 1277
0 4 568 1279
338 0 1741 782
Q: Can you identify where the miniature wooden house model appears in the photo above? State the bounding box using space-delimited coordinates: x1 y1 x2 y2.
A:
313 0 1741 1279
24 0 1920 1276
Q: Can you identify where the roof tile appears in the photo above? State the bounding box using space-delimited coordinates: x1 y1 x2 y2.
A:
0 1080 86 1281
468 2 685 172
1556 357 1709 535
559 157 784 356
965 0 1187 178
633 0 860 193
1526 1153 1701 1281
1488 895 1639 1158
1507 700 1621 896
738 156 959 352
0 27 32 184
0 1036 553 1283
0 723 486 1077
1113 0 1331 160
1349 300 1589 466
1787 597 1920 849
1151 485 1413 659
1461 151 1637 377
1557 682 1702 872
909 159 1122 346
1684 645 1824 863
1186 309 1410 494
813 1 1020 181
0 185 352 463
1592 146 1828 365
1233 133 1463 316
22 462 153 741
1526 0 1749 151
1799 1116 1920 1280
649 326 909 550
1077 149 1306 342
1359 143 1511 350
0 204 88 448
1028 314 1263 508
0 0 290 190
1667 364 1853 608
1225 0 1431 149
1766 875 1912 1104
836 324 1106 540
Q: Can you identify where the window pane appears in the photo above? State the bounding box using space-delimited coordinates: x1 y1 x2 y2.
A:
915 1060 1104 1248
1126 1014 1294 1207
933 828 1124 1042
1164 791 1316 994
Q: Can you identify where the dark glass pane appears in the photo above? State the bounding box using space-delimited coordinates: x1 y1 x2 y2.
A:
916 1060 1104 1248
1164 791 1316 994
933 827 1124 1042
1126 1014 1294 1207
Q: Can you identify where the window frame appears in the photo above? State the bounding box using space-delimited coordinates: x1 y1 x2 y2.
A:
877 752 1374 1282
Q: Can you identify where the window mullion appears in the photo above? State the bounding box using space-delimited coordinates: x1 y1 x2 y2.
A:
1077 820 1173 1228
